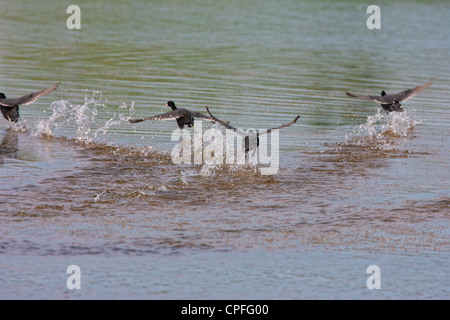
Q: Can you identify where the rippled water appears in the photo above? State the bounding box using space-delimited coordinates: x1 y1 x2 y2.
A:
0 0 449 299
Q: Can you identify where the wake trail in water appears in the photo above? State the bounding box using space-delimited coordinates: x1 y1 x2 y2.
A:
6 92 260 178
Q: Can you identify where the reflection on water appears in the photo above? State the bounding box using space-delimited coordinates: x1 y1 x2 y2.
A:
0 130 19 164
0 0 449 299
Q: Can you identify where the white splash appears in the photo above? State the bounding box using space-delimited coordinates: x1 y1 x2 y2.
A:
35 100 72 136
200 163 218 177
94 190 106 202
7 119 28 132
347 109 421 146
384 111 422 137
356 109 385 138
179 170 198 184
74 96 98 142
30 93 136 144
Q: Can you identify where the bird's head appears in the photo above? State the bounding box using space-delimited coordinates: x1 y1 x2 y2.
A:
381 90 386 96
166 100 177 110
0 93 6 99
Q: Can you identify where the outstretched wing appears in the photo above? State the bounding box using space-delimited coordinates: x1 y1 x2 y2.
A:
129 111 180 123
189 111 217 123
206 107 300 136
346 91 387 103
263 115 301 135
205 107 238 131
0 82 59 107
346 79 433 104
391 79 433 102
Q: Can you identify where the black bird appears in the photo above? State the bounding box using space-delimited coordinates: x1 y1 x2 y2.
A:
206 107 300 152
129 100 217 129
0 82 60 122
346 79 433 113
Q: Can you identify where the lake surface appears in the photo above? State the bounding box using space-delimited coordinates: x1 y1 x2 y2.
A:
0 0 449 299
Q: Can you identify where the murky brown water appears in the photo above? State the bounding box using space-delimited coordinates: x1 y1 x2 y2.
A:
1 124 447 253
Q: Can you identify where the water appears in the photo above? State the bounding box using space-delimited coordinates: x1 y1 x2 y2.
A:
0 0 449 299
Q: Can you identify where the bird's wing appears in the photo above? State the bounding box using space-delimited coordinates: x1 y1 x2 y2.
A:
345 91 388 103
392 79 433 102
129 111 180 123
189 111 217 122
207 107 300 136
262 115 301 135
205 107 238 131
0 82 59 107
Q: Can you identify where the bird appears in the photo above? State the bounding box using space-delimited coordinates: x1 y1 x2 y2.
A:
129 100 218 129
206 107 300 152
0 82 60 123
346 79 433 113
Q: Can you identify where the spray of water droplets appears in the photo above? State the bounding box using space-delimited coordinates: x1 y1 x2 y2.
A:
29 92 136 144
344 109 422 147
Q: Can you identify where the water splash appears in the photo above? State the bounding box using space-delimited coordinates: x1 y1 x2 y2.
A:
200 163 218 177
356 109 385 138
384 111 422 137
94 190 107 203
30 93 135 144
33 100 73 136
179 170 199 184
6 119 28 133
345 109 421 147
